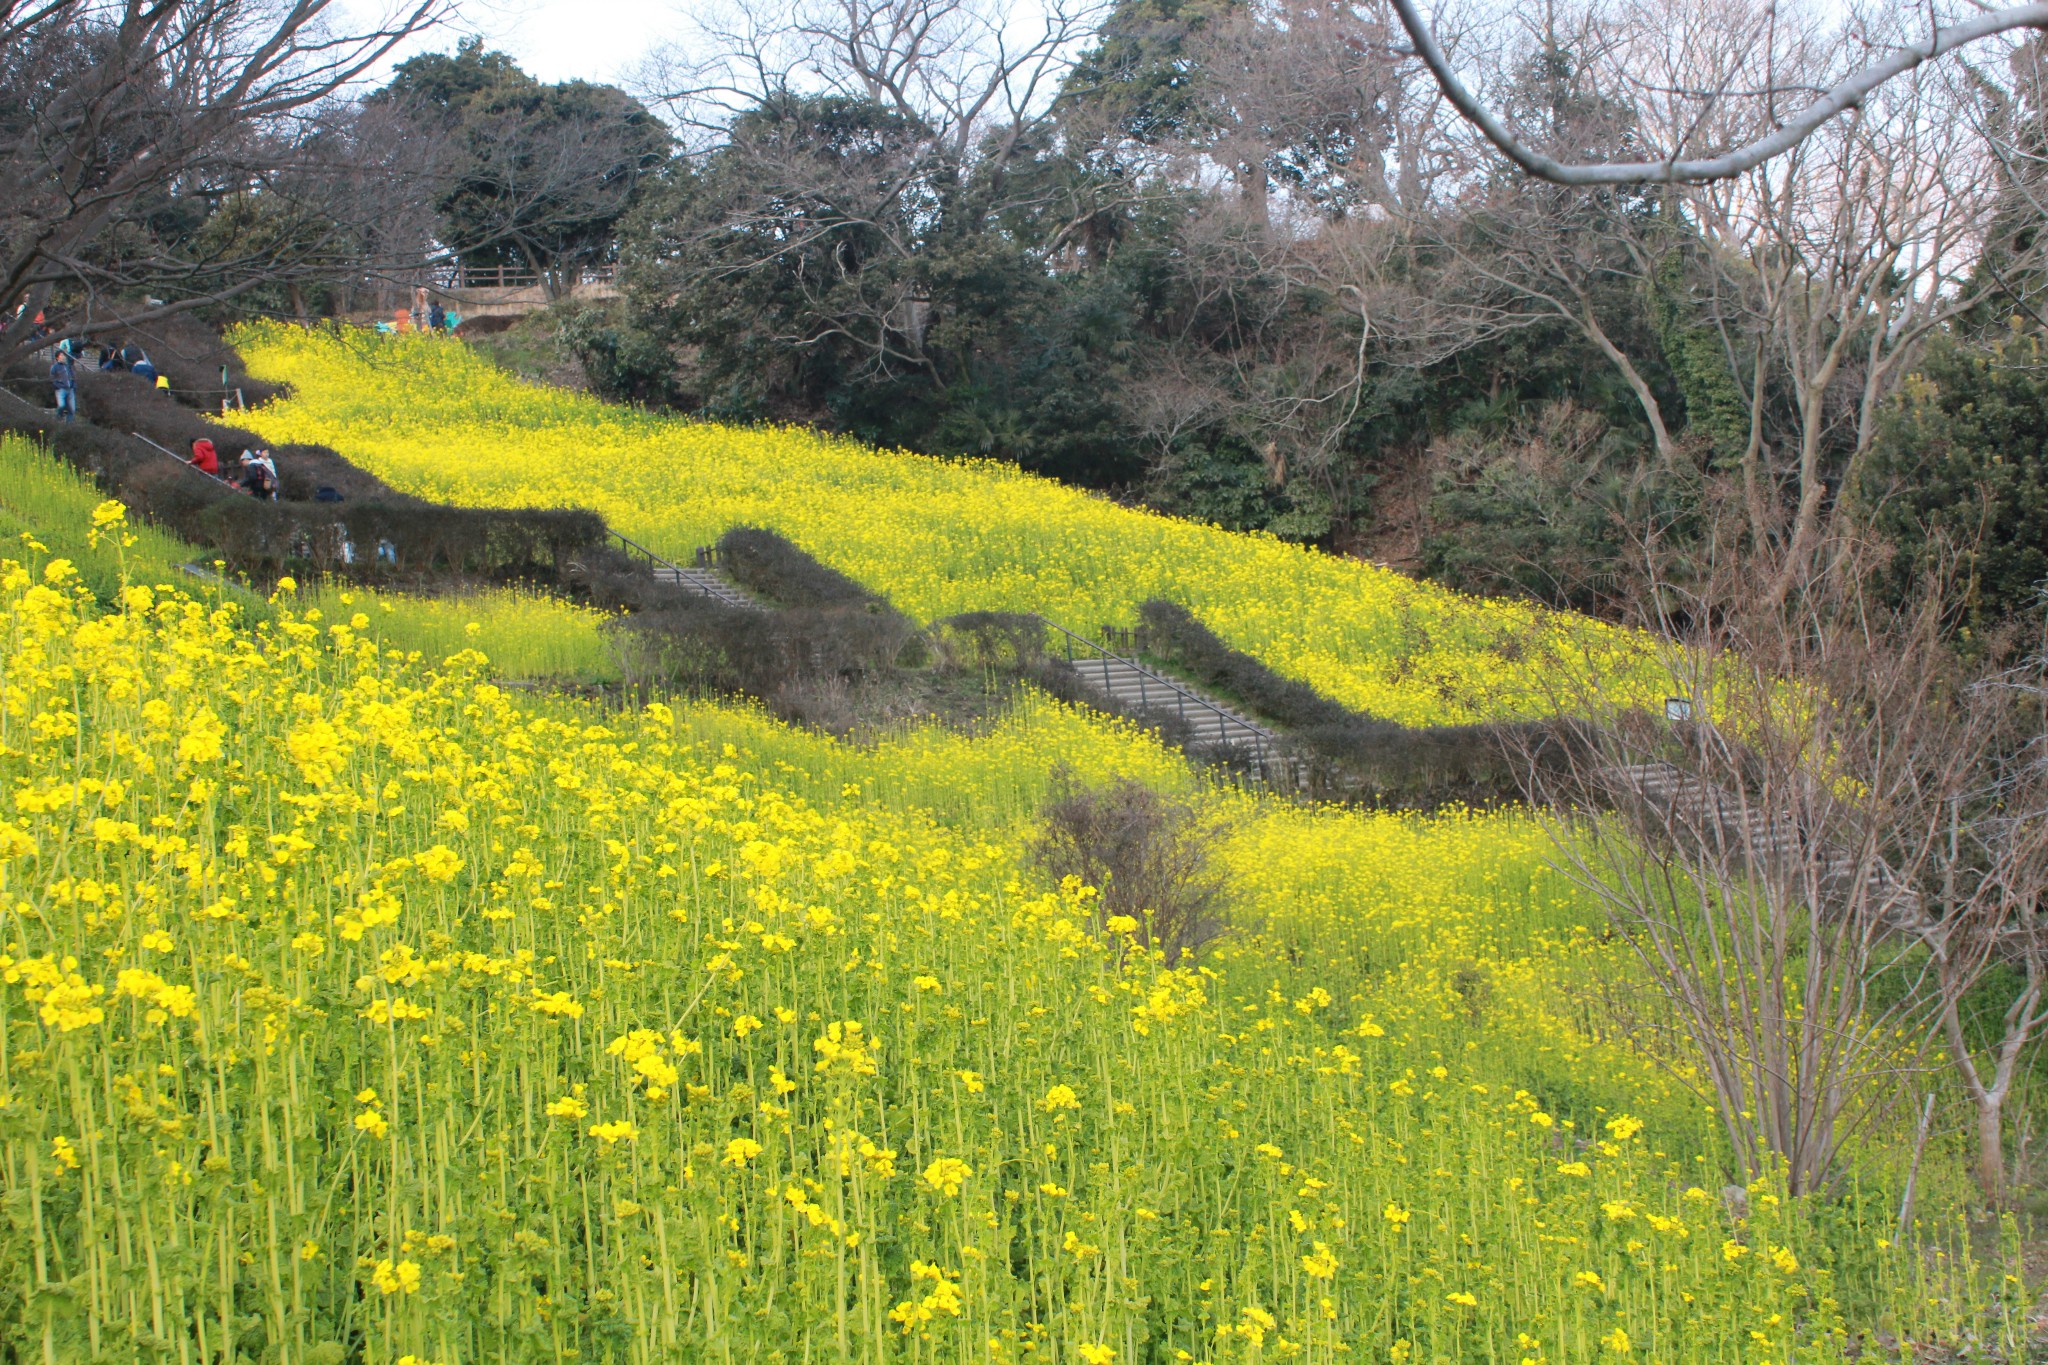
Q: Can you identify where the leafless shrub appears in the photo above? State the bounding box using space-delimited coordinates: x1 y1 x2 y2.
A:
1033 770 1230 963
766 675 861 736
1514 527 2047 1199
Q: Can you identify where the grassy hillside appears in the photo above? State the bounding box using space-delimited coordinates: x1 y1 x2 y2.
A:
229 325 1661 727
0 356 2013 1362
0 433 618 683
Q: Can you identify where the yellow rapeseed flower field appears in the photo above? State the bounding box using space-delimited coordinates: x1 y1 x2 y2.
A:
0 433 619 686
228 325 1661 726
300 583 621 684
0 500 2002 1363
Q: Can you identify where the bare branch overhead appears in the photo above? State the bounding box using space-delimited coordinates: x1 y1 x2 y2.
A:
1387 0 2048 183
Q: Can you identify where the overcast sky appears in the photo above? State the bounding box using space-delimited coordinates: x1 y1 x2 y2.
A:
369 0 688 88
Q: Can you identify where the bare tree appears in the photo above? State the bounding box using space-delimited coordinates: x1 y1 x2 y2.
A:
649 0 1106 172
1421 3 2027 595
1920 651 2048 1204
1126 197 1527 528
1386 0 2048 184
1682 43 2011 601
1439 185 1687 465
0 0 444 366
623 0 1113 385
1390 5 1703 466
1522 534 2021 1194
1109 0 1520 525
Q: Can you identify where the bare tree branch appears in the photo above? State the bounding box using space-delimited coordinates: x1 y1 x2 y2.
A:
1387 0 2048 183
0 0 445 366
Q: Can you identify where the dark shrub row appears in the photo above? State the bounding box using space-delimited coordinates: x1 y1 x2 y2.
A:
1136 600 1353 729
617 598 918 696
930 611 1049 671
1 378 610 585
715 526 886 609
1135 599 1577 808
609 527 925 699
10 312 286 411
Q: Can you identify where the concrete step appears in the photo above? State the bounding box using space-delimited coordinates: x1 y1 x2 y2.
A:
1603 761 1922 921
1065 644 1299 787
651 565 763 611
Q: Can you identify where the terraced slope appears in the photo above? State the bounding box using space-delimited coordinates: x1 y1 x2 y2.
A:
231 325 1661 727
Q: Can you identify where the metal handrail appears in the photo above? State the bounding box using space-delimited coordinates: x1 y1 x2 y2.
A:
166 387 246 409
610 531 765 613
130 432 240 491
1036 614 1282 773
607 528 687 575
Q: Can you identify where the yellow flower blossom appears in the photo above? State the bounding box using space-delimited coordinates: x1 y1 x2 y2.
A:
1038 1084 1081 1112
921 1156 973 1196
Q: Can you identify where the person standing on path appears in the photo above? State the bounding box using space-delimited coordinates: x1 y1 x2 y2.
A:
49 350 77 421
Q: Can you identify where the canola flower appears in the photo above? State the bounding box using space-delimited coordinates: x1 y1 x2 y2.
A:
300 581 620 683
0 513 2003 1363
227 325 1667 726
1 433 618 688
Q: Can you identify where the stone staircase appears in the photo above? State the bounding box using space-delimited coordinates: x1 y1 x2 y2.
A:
610 531 764 612
1604 761 1923 926
1048 622 1306 789
654 559 762 612
605 533 1300 786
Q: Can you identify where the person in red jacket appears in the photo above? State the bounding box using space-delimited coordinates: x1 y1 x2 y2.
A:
188 438 220 476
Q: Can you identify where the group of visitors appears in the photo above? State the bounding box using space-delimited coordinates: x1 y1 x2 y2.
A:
187 438 278 499
46 337 165 421
381 286 461 335
37 328 276 498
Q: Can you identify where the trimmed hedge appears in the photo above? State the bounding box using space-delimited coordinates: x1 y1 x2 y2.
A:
716 525 886 609
1136 600 1353 730
1 380 608 585
1135 599 1576 808
931 611 1050 671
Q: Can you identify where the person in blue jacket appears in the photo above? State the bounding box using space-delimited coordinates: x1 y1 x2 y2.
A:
49 349 77 421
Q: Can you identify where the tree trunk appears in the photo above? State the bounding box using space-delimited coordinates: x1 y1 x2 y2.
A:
1938 982 2031 1209
1579 305 1679 465
1977 1095 2008 1207
1767 375 1837 604
1241 162 1270 229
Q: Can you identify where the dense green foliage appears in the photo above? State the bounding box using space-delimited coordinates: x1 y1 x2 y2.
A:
563 17 1705 572
1865 334 2048 631
372 38 670 280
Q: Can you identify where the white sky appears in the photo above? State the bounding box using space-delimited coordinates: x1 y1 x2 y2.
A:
365 0 693 88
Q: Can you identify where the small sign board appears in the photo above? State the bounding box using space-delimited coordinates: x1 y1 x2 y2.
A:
1664 696 1696 723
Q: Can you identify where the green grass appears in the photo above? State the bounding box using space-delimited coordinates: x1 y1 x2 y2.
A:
0 434 238 604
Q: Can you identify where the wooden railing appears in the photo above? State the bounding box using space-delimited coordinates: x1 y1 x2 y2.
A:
431 265 618 291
